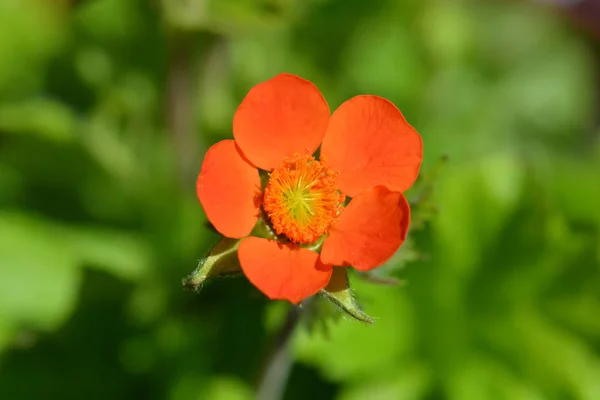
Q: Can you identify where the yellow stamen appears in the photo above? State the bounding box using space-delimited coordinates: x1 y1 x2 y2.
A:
263 153 344 244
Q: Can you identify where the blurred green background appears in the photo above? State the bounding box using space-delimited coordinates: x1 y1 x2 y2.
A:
1 0 599 399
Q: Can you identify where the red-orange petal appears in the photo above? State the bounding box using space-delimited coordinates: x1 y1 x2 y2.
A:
238 237 332 304
321 95 422 197
196 140 261 238
320 186 410 271
233 73 330 170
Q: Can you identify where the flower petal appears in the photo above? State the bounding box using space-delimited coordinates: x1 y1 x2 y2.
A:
196 140 261 238
321 95 422 197
233 73 330 170
320 186 410 271
238 237 332 304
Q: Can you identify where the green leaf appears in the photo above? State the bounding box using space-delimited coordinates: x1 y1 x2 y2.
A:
183 237 242 290
61 226 152 281
339 362 431 400
0 321 13 353
0 99 77 142
74 0 143 41
320 267 374 324
0 213 81 332
171 375 253 400
433 152 524 275
0 0 65 93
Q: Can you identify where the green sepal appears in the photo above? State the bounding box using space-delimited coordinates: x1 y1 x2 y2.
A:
319 267 374 324
182 237 242 291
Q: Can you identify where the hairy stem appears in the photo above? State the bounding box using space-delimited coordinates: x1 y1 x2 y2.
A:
256 304 302 400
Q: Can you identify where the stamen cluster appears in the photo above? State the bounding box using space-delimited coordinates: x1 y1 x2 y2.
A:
263 154 345 244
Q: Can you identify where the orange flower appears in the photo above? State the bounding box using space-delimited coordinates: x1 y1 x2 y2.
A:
197 74 422 304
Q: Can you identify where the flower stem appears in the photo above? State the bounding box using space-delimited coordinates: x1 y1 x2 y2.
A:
256 304 302 400
166 32 197 185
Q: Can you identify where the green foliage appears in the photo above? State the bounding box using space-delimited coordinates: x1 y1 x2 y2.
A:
0 0 598 399
0 213 80 332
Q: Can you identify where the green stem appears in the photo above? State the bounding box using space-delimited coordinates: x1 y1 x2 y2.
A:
255 304 302 400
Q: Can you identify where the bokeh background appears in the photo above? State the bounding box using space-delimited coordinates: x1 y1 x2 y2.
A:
1 0 599 399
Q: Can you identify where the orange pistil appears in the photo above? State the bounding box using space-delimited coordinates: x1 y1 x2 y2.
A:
263 153 345 244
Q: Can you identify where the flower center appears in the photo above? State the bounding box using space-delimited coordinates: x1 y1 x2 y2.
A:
263 154 344 244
